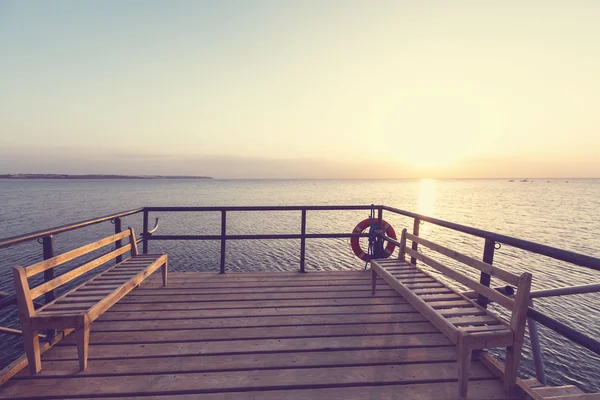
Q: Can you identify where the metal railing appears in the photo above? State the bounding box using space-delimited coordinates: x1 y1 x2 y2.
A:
379 206 600 384
143 205 375 273
0 204 599 386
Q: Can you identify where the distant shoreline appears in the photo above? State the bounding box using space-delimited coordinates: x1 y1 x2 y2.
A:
0 174 213 180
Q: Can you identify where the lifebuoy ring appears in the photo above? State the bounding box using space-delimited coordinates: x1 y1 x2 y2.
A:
350 218 397 261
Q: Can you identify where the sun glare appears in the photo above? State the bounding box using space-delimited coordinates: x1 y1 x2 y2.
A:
417 179 436 217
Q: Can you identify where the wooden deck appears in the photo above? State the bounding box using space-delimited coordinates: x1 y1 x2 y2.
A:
0 270 523 399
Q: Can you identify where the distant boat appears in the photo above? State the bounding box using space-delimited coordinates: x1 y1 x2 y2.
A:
520 179 528 182
508 180 514 182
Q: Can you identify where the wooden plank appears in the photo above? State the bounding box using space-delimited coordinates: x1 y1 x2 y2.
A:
97 304 419 320
405 248 515 310
15 346 457 378
29 245 131 300
395 277 437 284
62 380 520 400
0 362 496 399
133 281 383 290
464 325 511 333
428 300 474 309
411 287 453 295
438 308 486 318
102 297 409 310
85 286 401 295
77 290 403 302
92 312 430 331
447 315 502 327
421 294 464 302
46 333 452 359
62 322 441 345
151 275 374 283
24 230 131 277
403 282 444 289
405 232 521 286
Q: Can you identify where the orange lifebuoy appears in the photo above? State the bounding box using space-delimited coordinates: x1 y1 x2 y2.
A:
350 218 397 261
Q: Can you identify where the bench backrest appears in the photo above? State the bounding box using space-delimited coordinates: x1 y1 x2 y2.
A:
398 228 532 333
12 228 138 319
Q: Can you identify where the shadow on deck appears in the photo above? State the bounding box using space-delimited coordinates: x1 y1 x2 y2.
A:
0 270 522 399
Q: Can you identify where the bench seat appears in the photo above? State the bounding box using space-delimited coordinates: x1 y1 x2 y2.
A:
371 229 531 399
13 228 168 374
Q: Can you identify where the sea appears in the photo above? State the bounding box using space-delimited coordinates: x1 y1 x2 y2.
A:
0 178 599 392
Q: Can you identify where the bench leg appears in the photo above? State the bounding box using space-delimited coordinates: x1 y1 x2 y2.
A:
76 324 90 371
161 259 168 287
22 324 42 374
457 335 473 399
371 269 376 295
503 343 522 394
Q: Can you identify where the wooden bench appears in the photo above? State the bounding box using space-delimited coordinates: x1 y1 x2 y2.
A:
371 229 532 399
12 228 168 374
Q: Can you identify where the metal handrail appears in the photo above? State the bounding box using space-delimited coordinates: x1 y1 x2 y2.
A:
382 205 600 272
0 208 144 249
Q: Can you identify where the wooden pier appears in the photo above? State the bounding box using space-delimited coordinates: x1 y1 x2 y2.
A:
0 270 521 399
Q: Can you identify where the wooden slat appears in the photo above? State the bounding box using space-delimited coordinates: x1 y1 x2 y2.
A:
405 232 521 285
428 300 474 309
61 380 520 400
54 297 408 311
86 255 167 321
371 262 459 343
447 315 502 327
74 290 403 302
405 248 515 310
0 362 495 399
29 246 132 300
97 304 417 319
15 346 456 377
92 312 430 331
63 322 441 345
24 230 131 277
46 333 451 359
104 280 381 289
438 308 486 318
81 286 401 295
463 325 511 333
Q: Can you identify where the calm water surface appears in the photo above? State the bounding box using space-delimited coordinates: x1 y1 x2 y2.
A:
0 179 599 391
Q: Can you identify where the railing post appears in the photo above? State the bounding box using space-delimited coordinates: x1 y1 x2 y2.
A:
300 209 306 273
114 217 123 263
42 235 55 341
220 210 226 274
411 218 420 265
528 299 546 384
478 238 495 308
374 206 384 258
142 209 149 254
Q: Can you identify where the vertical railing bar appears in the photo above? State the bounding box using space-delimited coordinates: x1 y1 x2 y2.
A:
300 209 307 273
114 217 123 264
142 209 149 254
41 235 55 341
220 210 226 274
528 299 546 384
478 238 495 308
411 218 420 265
375 206 384 259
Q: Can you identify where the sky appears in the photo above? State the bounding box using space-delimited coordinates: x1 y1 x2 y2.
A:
1 1 599 179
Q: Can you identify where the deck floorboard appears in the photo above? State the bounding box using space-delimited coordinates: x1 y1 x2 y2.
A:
0 270 521 399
